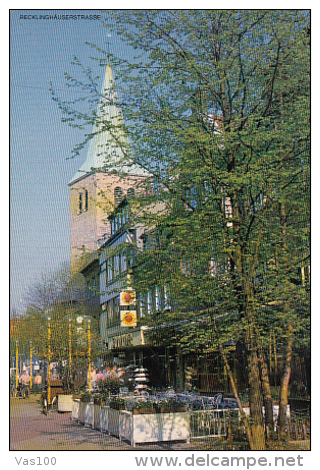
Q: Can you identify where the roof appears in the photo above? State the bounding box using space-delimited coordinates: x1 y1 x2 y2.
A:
69 63 149 185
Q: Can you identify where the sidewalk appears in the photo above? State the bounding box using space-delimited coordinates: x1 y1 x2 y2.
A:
10 395 221 451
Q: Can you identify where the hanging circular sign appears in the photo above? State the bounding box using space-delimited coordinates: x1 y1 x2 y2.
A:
121 311 137 327
120 290 135 305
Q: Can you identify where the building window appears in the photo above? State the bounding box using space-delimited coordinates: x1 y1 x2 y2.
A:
107 257 113 284
78 190 88 214
78 192 83 214
114 187 123 206
139 296 146 318
147 291 152 315
110 219 115 236
127 187 135 199
120 251 127 273
114 254 119 278
84 189 88 211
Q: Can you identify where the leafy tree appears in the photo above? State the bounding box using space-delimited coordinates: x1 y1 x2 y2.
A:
52 10 310 449
11 264 103 391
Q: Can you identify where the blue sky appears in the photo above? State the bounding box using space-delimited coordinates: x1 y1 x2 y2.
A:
10 10 122 314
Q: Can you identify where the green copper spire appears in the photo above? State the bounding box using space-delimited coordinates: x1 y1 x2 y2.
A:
69 63 148 185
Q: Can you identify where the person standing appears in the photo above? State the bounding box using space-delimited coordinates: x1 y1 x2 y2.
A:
96 370 105 381
34 372 42 391
110 365 118 378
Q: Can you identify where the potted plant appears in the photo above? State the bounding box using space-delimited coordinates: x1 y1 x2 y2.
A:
132 400 156 415
97 376 121 395
80 391 92 403
110 397 125 410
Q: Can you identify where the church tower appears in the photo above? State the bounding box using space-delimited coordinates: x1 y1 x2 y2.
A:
68 63 147 274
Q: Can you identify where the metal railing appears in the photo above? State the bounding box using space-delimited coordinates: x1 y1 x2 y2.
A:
190 408 232 439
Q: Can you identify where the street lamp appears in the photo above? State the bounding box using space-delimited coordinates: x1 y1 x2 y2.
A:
76 315 93 390
88 319 91 390
69 318 72 382
30 341 33 390
47 316 51 406
15 340 19 390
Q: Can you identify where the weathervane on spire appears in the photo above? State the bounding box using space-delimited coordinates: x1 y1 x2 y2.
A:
106 33 111 64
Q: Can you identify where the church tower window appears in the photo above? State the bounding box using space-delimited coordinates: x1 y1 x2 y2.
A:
114 186 123 206
127 187 135 199
78 192 83 214
84 189 88 211
78 190 88 214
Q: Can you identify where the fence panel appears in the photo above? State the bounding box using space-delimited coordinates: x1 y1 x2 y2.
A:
191 409 231 439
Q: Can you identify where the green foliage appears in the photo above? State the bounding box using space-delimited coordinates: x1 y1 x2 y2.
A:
10 264 104 389
52 10 310 446
52 10 309 357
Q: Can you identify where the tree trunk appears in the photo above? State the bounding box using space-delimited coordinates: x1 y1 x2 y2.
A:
278 324 293 441
246 335 266 450
278 203 293 442
215 325 254 449
258 344 274 439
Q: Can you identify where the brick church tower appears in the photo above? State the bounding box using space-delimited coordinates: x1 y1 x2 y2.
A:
68 63 148 275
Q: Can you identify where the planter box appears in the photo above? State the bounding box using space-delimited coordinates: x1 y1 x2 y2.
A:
100 406 109 433
94 404 101 430
108 407 121 437
58 394 73 412
78 401 94 428
119 410 191 447
71 399 80 421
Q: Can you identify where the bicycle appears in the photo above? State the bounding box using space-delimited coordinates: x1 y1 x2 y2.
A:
13 383 30 399
41 388 57 415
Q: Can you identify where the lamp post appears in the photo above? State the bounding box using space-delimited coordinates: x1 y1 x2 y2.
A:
15 340 19 389
87 319 91 390
30 341 33 390
47 316 51 405
76 314 93 390
69 318 72 382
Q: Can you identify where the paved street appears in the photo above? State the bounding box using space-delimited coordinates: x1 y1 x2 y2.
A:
10 394 220 451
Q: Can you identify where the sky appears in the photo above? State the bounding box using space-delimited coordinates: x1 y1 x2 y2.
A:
10 9 125 314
